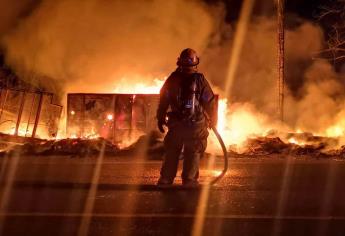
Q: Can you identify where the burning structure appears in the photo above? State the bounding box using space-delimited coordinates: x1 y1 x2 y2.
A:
67 93 160 145
67 93 219 146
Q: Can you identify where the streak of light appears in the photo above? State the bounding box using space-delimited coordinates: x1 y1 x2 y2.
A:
272 156 294 236
317 161 337 236
77 140 106 236
0 151 10 184
0 150 21 234
224 0 255 97
191 154 216 236
115 132 152 236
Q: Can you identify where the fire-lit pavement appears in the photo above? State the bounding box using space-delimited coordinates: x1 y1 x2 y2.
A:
1 156 345 236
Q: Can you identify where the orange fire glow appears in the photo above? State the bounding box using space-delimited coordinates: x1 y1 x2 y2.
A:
215 98 272 150
288 137 305 146
106 114 114 121
115 78 277 149
113 77 165 94
1 124 49 139
325 125 344 137
64 78 278 150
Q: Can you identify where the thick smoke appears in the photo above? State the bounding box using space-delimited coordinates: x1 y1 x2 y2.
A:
290 60 345 134
1 0 221 95
204 17 324 113
0 0 38 36
204 15 345 136
235 17 345 135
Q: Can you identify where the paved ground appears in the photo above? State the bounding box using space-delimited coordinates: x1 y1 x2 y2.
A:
0 156 345 236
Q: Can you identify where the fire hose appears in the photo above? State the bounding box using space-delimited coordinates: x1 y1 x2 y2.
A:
209 126 228 185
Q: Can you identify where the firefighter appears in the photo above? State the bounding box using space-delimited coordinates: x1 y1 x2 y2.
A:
157 48 217 186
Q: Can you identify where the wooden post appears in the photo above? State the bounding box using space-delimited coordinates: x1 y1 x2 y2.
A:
0 89 9 122
129 95 134 141
25 93 36 137
32 93 44 138
15 91 26 135
277 0 285 122
81 95 86 137
66 94 70 137
112 95 117 143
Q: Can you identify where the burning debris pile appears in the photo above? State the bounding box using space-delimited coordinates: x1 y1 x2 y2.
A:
2 131 345 159
2 137 119 157
0 131 164 159
238 134 344 157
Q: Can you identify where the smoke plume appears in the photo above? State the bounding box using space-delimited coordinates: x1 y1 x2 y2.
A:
224 16 345 135
1 0 221 96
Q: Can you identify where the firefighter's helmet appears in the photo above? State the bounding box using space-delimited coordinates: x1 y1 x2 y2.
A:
177 48 199 67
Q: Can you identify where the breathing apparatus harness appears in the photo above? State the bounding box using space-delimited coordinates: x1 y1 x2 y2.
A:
179 74 199 123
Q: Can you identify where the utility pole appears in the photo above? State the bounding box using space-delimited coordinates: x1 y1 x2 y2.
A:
277 0 285 122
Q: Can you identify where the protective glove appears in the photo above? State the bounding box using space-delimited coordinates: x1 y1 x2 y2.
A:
158 120 167 133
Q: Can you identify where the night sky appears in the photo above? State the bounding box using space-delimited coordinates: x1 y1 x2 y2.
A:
207 0 334 22
209 0 344 68
205 0 337 36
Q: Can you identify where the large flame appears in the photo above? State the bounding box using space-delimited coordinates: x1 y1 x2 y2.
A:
0 120 50 139
324 116 345 137
214 98 273 152
113 78 274 148
64 77 284 149
113 76 165 94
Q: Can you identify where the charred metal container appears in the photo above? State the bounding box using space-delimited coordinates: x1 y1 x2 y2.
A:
0 88 62 139
67 94 160 143
67 93 218 144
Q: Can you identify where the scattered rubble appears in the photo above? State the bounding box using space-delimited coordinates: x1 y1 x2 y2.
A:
242 137 289 155
0 131 164 159
4 138 120 157
239 136 344 158
1 132 345 159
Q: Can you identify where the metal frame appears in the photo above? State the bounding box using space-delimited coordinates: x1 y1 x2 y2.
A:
67 93 160 142
0 88 63 139
15 91 26 135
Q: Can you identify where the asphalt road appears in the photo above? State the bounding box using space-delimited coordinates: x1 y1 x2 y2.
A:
1 156 345 236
